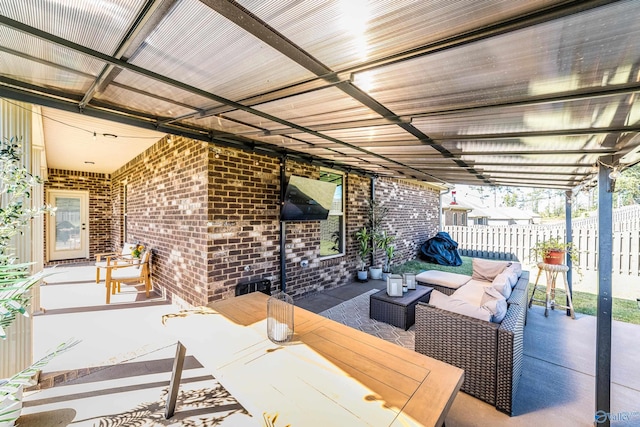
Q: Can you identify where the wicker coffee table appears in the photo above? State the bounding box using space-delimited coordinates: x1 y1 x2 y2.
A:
369 285 433 330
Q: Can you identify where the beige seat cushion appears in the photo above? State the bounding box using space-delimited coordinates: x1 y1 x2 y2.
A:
471 258 511 281
416 270 471 290
428 289 492 322
451 284 508 323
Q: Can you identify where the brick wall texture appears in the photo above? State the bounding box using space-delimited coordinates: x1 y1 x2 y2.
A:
373 177 441 268
45 136 441 306
443 208 468 226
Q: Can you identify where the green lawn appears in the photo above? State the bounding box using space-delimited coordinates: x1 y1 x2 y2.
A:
393 256 640 325
392 256 473 276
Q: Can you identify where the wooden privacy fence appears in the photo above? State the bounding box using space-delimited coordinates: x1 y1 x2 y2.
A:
444 206 640 276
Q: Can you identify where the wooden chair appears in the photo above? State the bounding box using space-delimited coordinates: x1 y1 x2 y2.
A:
95 242 137 283
103 250 152 304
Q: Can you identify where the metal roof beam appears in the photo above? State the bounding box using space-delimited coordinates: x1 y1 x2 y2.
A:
463 161 595 168
0 15 446 184
198 0 618 107
598 60 640 148
0 83 381 177
0 45 95 79
0 44 204 114
79 0 179 109
485 170 591 176
224 81 640 137
167 78 350 124
341 0 619 76
393 149 615 157
489 175 579 183
431 126 640 141
491 182 572 190
197 0 487 183
451 149 615 156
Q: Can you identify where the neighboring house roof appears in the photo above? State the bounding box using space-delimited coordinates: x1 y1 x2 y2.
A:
468 206 537 221
442 203 472 212
442 193 540 222
441 194 472 211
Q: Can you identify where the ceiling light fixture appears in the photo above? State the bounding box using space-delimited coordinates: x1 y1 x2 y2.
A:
609 167 621 180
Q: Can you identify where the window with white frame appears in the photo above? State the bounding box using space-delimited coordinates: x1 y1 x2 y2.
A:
319 169 344 257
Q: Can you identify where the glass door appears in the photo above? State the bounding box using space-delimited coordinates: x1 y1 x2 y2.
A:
47 190 89 261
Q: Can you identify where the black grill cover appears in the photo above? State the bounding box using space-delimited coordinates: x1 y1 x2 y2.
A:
420 232 462 266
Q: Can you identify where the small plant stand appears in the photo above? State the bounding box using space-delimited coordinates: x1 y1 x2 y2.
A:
528 262 575 319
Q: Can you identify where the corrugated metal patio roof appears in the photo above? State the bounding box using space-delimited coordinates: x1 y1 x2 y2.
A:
2 0 640 189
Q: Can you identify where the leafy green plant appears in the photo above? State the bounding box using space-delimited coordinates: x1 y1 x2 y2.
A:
0 261 54 339
366 199 389 267
353 227 372 271
0 135 68 426
0 138 54 247
375 231 395 273
0 137 55 335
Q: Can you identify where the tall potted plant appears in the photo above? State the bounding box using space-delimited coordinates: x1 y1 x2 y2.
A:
353 227 372 281
366 199 389 280
376 231 395 280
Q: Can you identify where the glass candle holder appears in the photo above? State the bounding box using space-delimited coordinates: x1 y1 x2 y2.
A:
386 274 404 297
404 273 417 290
267 292 294 343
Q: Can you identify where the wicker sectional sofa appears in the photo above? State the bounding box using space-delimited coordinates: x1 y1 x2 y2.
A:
414 261 530 416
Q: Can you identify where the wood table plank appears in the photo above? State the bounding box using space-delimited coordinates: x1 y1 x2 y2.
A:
163 292 463 427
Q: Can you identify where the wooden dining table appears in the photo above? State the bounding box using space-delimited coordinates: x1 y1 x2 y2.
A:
162 291 464 427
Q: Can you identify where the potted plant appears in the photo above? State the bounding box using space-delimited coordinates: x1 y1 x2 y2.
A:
353 227 372 281
366 199 389 280
531 237 577 265
376 231 395 281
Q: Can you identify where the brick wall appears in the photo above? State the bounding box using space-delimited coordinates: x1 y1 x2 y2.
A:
112 136 210 307
443 208 468 226
45 136 442 305
207 147 281 303
372 177 441 268
345 173 371 269
45 169 112 265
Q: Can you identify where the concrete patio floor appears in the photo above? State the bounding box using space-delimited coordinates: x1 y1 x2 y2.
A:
17 265 640 426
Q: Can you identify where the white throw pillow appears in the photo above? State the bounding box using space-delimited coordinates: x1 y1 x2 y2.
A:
429 290 492 322
471 258 511 281
492 272 512 299
482 286 508 323
502 265 520 288
507 262 523 277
